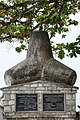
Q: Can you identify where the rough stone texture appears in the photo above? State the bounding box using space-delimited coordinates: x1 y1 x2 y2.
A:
0 106 3 120
27 31 53 61
4 31 53 86
3 118 77 120
1 80 78 120
42 58 76 85
4 31 77 86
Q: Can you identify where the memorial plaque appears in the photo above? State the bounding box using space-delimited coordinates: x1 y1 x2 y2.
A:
16 94 37 111
43 93 64 111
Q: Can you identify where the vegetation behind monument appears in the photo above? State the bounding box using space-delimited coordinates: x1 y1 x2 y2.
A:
0 0 80 59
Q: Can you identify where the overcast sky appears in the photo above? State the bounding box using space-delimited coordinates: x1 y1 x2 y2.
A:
0 12 80 111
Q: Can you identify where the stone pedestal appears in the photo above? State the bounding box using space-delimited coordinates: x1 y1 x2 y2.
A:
1 80 78 120
1 31 78 120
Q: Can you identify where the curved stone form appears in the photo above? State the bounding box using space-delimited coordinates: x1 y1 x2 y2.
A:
4 31 53 86
27 31 53 62
4 31 77 86
41 58 77 86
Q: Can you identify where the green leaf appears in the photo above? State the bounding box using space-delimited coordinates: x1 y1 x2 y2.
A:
62 34 66 38
20 44 26 50
15 47 21 53
58 50 65 59
68 19 78 26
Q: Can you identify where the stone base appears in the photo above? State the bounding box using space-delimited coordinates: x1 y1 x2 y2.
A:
3 117 77 120
1 80 78 120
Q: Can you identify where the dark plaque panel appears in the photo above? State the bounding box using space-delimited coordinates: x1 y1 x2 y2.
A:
43 93 64 111
16 94 37 111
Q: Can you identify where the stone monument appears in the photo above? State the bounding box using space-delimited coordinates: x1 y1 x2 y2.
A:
1 31 79 120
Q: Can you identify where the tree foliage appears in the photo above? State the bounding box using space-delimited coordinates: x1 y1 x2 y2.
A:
0 0 80 59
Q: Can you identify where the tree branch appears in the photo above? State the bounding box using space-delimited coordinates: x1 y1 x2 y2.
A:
31 2 64 31
0 1 37 10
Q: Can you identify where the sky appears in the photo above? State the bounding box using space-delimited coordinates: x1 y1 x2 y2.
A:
0 12 80 111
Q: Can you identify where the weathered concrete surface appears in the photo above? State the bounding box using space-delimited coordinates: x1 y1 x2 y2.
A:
0 106 3 120
4 31 53 86
4 31 77 86
4 58 43 85
42 58 77 86
27 31 53 62
1 80 79 120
